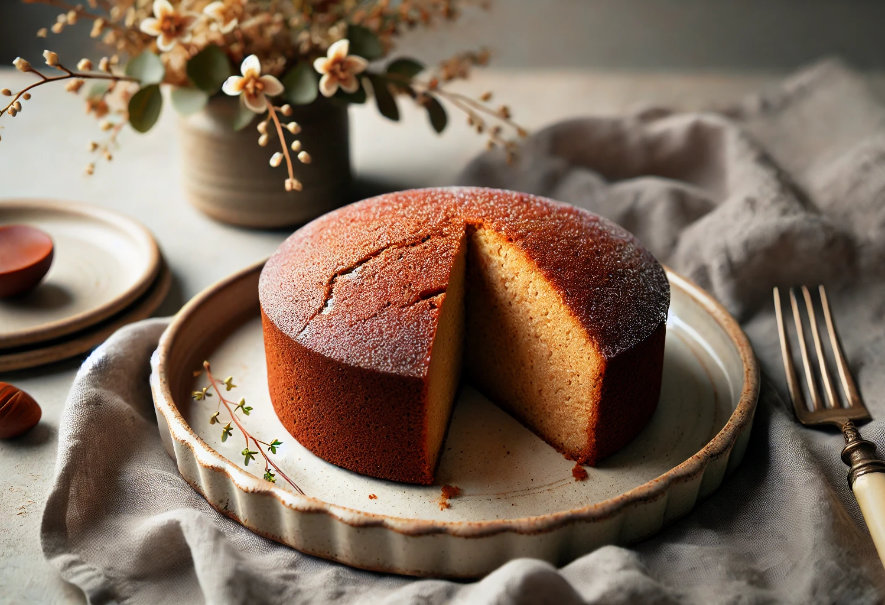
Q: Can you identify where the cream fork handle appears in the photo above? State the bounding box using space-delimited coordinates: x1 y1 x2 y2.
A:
853 473 885 565
841 421 885 567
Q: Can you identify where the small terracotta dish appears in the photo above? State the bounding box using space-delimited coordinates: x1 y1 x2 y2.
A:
0 225 54 298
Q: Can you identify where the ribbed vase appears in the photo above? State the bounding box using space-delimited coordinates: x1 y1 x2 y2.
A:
179 96 351 228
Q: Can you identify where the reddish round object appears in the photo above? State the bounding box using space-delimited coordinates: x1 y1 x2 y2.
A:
0 224 54 298
0 382 42 439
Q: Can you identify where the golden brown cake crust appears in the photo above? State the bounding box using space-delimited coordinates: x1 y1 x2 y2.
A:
259 187 670 483
260 187 669 363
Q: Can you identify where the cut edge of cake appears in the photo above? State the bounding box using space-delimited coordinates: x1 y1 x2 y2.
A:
463 227 605 463
421 231 468 478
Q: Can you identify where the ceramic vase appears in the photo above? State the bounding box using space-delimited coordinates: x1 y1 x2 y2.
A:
179 96 351 228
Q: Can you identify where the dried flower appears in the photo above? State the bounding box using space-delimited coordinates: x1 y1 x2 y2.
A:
90 18 104 39
222 55 284 113
3 0 526 191
139 0 197 52
203 0 242 34
313 39 368 97
12 57 31 72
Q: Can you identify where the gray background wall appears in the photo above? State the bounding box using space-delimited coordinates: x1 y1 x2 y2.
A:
2 0 884 71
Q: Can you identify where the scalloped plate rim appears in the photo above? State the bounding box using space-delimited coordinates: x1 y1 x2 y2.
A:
151 259 759 540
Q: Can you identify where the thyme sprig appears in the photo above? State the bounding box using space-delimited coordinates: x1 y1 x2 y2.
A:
193 360 304 495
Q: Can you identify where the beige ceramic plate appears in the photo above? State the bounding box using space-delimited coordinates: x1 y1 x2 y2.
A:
0 259 171 372
150 261 759 578
0 199 161 348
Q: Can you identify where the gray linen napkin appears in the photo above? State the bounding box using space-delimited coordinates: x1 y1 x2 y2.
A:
43 59 885 603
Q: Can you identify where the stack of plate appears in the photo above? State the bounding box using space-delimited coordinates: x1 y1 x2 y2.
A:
0 200 171 372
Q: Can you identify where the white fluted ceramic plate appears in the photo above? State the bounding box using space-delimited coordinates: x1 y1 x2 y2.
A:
0 199 160 348
150 260 759 578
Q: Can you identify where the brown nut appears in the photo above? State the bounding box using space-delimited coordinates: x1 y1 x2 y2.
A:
0 382 42 438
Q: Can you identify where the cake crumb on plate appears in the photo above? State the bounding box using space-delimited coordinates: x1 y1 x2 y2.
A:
438 484 461 510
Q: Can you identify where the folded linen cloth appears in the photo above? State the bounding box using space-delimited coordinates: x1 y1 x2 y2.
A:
43 59 885 603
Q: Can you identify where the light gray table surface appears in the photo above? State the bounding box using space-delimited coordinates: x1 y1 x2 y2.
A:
0 65 839 602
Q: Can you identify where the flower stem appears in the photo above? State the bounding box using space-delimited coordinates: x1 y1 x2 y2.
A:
265 99 296 187
1 66 138 118
203 361 304 495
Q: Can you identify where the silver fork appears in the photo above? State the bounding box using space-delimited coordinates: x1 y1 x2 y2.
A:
774 285 885 566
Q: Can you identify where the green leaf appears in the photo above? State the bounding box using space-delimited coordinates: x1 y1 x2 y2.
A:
125 51 165 85
170 87 208 116
242 448 257 466
267 439 283 454
128 84 162 133
346 25 383 61
281 62 318 105
186 44 232 93
88 81 110 99
425 95 447 134
263 470 276 483
386 58 423 81
368 74 398 122
231 100 255 130
221 423 233 442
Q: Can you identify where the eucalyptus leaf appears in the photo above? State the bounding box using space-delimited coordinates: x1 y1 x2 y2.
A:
368 75 399 122
346 24 383 61
128 84 162 133
386 58 424 81
124 51 165 85
87 81 110 99
281 62 318 105
187 45 232 93
232 100 256 130
170 87 208 116
426 95 447 134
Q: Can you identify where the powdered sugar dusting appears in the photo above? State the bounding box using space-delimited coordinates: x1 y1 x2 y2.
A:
259 187 669 374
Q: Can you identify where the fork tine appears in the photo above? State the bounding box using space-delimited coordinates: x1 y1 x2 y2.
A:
819 285 863 409
773 287 805 414
789 287 824 411
801 285 840 409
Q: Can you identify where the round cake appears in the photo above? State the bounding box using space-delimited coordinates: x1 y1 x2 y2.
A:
259 187 670 485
